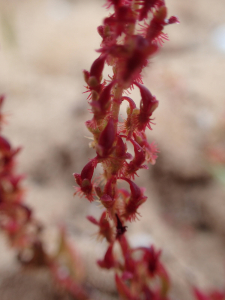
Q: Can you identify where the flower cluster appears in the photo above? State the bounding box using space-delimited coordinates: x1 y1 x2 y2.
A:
97 234 171 300
74 0 179 298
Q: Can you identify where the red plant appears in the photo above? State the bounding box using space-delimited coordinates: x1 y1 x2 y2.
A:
74 0 179 299
0 94 89 299
1 1 224 299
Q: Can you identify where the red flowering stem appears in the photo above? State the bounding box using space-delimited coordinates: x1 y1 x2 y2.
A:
75 0 179 298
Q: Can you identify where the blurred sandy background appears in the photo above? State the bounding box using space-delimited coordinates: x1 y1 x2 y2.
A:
0 0 225 299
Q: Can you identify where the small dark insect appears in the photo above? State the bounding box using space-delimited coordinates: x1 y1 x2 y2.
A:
116 213 127 238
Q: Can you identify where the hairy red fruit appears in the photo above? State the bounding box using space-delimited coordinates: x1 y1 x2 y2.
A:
88 54 106 87
135 82 159 115
115 136 132 160
96 118 116 159
146 6 167 42
100 181 116 215
138 0 164 21
120 177 147 221
91 81 115 120
120 97 138 138
87 211 114 242
123 138 147 178
133 82 159 131
80 160 95 181
133 131 158 164
73 160 95 202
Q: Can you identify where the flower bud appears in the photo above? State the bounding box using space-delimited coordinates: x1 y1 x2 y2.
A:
168 15 180 24
80 160 95 181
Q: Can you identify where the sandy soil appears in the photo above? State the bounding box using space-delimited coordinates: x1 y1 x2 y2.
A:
0 0 225 299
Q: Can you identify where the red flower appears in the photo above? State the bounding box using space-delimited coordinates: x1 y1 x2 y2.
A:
87 211 115 242
97 176 117 218
134 131 158 164
120 177 147 221
123 138 147 179
134 82 159 131
88 54 106 87
120 96 138 138
73 159 95 202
